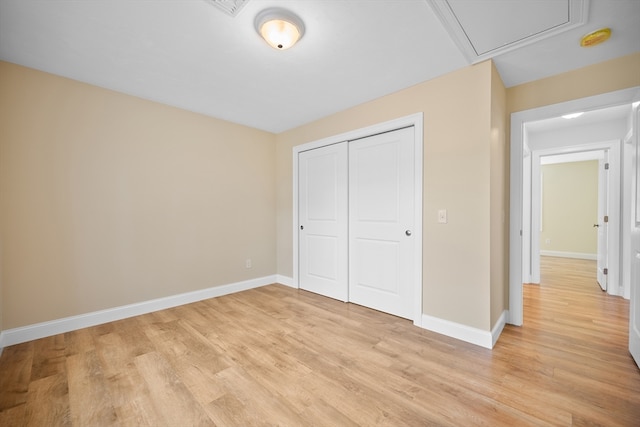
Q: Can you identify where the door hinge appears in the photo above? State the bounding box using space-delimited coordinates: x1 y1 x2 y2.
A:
603 268 608 275
604 215 609 223
604 162 609 170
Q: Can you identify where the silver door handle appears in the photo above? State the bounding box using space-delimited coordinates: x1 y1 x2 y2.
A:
405 230 412 236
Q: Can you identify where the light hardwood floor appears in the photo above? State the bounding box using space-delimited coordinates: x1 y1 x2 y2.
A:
1 257 638 426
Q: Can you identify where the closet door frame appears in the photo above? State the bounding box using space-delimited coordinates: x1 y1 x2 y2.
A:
292 113 424 326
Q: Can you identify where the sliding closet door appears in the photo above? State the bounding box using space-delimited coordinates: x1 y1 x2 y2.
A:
298 143 348 301
348 127 415 319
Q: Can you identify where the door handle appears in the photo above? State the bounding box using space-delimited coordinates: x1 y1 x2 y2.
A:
405 230 412 236
593 224 599 228
300 225 304 230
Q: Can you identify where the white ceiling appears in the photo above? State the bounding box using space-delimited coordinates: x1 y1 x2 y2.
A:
526 103 633 134
0 0 638 133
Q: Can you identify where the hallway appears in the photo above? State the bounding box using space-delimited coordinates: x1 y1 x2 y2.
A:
499 256 638 425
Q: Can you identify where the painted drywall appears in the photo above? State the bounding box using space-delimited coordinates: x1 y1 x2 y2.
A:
277 61 504 331
507 53 640 114
490 62 508 328
528 119 628 152
540 161 598 255
0 53 635 344
0 61 277 329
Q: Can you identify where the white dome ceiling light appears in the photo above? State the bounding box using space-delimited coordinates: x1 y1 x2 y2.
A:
255 8 305 50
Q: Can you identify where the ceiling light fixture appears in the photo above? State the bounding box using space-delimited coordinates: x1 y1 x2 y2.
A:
580 27 611 47
562 112 584 119
255 8 305 50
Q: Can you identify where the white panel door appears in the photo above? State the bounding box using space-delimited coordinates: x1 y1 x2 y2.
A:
596 153 609 291
298 143 348 301
348 127 414 319
632 249 640 367
629 101 640 368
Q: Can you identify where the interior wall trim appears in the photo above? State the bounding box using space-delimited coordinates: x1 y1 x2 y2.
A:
540 251 597 260
491 310 508 348
276 275 295 288
421 312 500 349
0 275 277 349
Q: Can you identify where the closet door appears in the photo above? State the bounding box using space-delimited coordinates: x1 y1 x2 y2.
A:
349 127 415 319
298 143 348 301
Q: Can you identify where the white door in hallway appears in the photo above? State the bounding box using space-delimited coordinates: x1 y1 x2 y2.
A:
629 100 640 368
632 248 640 367
298 143 348 301
348 127 415 319
596 152 609 291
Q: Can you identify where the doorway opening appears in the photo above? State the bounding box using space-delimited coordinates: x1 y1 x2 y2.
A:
530 144 619 295
509 87 639 326
536 151 609 296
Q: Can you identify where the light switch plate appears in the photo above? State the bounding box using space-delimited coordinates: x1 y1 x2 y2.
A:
438 209 447 224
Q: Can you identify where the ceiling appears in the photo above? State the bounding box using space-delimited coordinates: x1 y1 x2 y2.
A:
526 103 633 134
0 0 638 133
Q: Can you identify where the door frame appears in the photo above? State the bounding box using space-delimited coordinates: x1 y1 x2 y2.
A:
293 113 424 326
630 101 640 367
529 143 620 293
509 87 638 326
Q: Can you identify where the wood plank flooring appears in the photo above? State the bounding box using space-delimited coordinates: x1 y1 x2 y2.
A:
1 256 638 426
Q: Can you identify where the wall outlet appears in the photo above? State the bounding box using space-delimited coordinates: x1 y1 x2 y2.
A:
245 259 252 268
545 239 551 245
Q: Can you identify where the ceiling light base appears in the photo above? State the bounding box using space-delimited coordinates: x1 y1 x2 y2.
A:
255 8 305 50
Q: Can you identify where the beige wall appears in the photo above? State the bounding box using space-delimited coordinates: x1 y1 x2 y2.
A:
0 62 277 329
541 161 598 255
3 51 637 340
277 61 505 331
507 53 640 114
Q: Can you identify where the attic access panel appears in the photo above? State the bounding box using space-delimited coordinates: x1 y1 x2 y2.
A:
204 0 249 17
428 0 588 63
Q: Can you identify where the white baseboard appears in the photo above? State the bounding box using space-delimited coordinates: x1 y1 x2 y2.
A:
540 251 597 260
0 275 508 352
0 275 276 349
276 275 296 288
270 277 506 349
491 310 508 348
420 313 494 349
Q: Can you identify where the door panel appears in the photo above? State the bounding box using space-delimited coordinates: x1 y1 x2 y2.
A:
631 250 640 367
306 235 339 280
349 127 414 319
355 239 400 293
596 154 609 291
630 101 640 367
298 144 348 301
